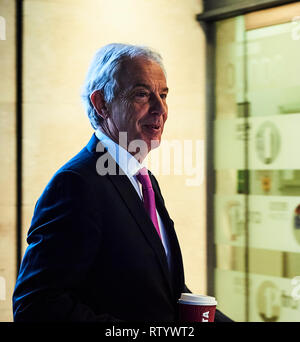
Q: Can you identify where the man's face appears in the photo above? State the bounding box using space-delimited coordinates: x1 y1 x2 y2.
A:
106 57 168 155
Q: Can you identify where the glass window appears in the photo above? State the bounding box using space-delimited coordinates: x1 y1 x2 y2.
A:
213 3 300 322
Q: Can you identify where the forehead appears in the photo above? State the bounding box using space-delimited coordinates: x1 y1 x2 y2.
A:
117 57 167 90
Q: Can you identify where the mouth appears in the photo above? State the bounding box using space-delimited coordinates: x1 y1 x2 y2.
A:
144 124 160 130
142 124 161 135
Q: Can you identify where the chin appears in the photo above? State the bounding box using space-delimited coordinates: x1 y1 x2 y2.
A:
149 138 161 150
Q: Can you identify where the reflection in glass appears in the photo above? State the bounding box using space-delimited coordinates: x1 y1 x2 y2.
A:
214 4 300 322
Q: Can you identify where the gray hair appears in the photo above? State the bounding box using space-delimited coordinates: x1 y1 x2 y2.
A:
81 43 166 129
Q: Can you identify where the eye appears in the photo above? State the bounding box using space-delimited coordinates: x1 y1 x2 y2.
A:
160 93 167 100
133 90 150 103
135 91 149 98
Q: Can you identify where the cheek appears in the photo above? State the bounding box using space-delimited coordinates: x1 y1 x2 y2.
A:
163 112 168 124
133 105 148 125
120 103 136 128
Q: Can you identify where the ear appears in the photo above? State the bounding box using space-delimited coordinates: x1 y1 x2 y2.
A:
90 90 109 119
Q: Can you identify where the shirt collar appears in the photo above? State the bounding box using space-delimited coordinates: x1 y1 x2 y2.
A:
95 129 144 178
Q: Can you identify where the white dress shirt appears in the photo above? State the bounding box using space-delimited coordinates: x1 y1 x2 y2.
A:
95 130 171 267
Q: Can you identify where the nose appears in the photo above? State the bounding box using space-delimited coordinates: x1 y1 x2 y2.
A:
149 93 167 116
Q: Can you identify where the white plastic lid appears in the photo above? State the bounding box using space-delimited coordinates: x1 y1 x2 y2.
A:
178 293 217 306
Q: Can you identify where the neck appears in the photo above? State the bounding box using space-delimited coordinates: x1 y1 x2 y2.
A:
96 127 149 163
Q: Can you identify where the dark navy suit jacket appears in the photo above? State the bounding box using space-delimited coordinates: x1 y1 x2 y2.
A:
13 134 231 322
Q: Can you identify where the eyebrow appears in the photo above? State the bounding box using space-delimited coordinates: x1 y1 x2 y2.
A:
133 83 169 93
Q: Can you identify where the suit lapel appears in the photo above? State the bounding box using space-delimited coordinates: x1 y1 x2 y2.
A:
108 169 174 297
150 173 185 298
86 134 174 297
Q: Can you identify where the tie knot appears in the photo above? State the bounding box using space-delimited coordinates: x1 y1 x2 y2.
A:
136 167 152 189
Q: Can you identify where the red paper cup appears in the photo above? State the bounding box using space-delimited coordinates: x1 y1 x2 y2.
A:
178 293 217 322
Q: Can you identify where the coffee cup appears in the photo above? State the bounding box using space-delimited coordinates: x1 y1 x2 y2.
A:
178 293 217 322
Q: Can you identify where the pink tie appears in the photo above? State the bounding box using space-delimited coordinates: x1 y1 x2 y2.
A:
136 167 162 240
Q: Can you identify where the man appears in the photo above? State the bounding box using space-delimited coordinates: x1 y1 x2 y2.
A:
13 43 232 322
